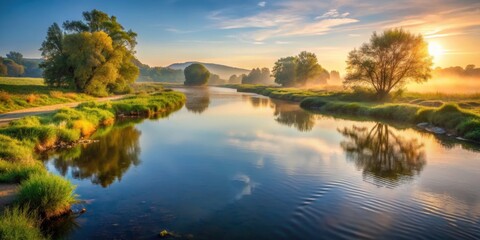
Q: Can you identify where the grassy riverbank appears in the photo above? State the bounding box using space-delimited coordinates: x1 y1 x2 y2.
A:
228 84 480 142
0 90 186 239
0 77 95 113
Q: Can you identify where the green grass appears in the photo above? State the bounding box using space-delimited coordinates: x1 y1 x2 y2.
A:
0 77 94 113
0 206 47 240
0 135 34 163
300 98 480 142
0 160 46 183
226 84 480 142
17 174 77 219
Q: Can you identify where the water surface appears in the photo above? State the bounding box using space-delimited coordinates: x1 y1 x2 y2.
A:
45 87 480 239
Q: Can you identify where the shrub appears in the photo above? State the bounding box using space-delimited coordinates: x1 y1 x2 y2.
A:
49 91 63 98
0 206 46 240
17 174 77 219
72 120 96 136
0 90 12 104
25 94 38 103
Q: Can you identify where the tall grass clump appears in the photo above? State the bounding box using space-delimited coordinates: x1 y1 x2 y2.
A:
0 135 34 163
0 206 46 240
0 160 46 183
17 174 77 219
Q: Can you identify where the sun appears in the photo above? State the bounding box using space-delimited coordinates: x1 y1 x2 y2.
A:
428 42 444 58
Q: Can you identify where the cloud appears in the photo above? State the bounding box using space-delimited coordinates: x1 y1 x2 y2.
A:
164 28 195 34
210 3 359 42
258 1 266 7
316 9 350 19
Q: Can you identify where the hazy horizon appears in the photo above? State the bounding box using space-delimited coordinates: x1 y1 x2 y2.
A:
1 0 480 74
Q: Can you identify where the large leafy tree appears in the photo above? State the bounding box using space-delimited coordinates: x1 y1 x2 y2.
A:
184 63 210 86
40 10 139 96
273 52 328 87
273 57 297 87
295 51 326 85
345 28 432 98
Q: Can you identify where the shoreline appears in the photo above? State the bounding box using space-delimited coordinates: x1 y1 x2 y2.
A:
226 84 480 144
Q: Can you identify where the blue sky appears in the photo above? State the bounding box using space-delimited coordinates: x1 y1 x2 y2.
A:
1 0 479 72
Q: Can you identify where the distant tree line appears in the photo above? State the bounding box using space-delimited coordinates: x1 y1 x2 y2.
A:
0 51 43 77
133 58 184 82
40 9 139 96
432 65 480 78
241 67 272 84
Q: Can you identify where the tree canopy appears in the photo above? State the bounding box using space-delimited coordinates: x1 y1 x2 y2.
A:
241 68 272 84
40 9 139 96
184 63 210 86
345 28 433 98
272 52 329 87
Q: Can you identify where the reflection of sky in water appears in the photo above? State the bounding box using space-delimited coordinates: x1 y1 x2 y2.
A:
45 87 480 239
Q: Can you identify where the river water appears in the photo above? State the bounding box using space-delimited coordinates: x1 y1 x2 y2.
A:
44 87 480 239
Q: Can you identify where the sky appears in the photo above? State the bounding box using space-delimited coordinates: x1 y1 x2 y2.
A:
1 0 479 73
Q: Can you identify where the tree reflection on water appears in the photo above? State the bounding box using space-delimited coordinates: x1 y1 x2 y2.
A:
338 123 426 187
247 96 316 132
184 87 210 114
50 124 141 187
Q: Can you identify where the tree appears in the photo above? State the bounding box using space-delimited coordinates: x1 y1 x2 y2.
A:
273 57 297 86
242 67 272 84
296 51 327 85
0 58 7 76
40 10 139 96
208 74 226 85
273 52 328 87
228 74 242 84
3 59 25 76
330 70 341 83
184 63 210 86
345 28 432 98
6 51 23 65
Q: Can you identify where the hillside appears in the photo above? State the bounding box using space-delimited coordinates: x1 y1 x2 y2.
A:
168 61 250 79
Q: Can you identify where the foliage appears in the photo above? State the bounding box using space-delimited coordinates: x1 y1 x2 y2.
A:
241 68 272 84
0 206 46 240
345 28 433 98
6 51 24 65
2 58 25 76
272 51 329 87
273 56 297 87
133 58 184 82
228 74 243 84
40 9 139 96
208 73 226 85
17 174 77 218
184 63 210 86
0 160 46 183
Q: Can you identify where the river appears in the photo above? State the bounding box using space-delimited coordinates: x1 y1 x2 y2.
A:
44 87 480 239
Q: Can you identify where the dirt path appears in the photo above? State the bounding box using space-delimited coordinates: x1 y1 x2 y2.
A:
0 95 127 127
0 184 17 212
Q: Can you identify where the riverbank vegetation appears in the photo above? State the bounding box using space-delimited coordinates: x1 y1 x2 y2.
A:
0 90 185 238
0 77 94 113
228 84 480 142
